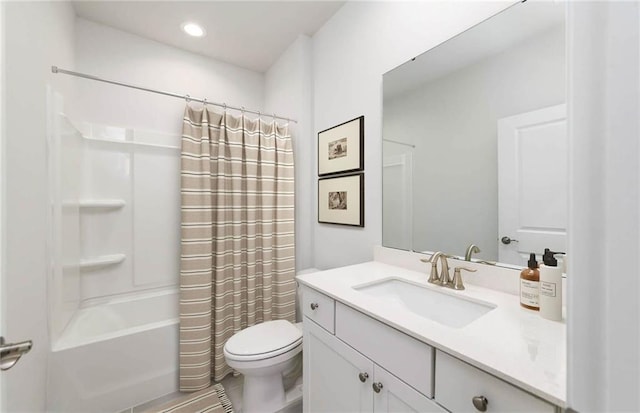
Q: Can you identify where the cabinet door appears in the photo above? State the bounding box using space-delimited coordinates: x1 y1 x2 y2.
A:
373 365 445 413
435 350 555 412
303 317 374 413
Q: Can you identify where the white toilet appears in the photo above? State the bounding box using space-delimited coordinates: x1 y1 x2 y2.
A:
223 320 303 413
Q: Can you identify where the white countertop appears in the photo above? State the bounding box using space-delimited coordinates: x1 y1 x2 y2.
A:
296 261 566 407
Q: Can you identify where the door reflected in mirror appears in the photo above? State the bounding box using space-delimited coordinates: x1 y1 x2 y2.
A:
382 1 566 267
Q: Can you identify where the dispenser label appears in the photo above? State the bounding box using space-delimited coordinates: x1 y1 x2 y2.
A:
540 281 557 297
520 279 539 307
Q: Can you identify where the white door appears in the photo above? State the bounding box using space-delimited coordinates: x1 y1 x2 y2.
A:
372 365 444 413
382 153 413 250
498 104 567 265
303 319 373 413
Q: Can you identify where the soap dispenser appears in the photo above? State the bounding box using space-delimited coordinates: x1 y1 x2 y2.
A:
520 253 540 311
539 248 563 321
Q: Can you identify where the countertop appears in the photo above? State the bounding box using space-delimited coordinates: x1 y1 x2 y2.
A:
296 261 566 407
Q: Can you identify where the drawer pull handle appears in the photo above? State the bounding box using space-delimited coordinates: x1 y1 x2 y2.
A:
472 396 488 412
372 382 383 393
310 303 319 310
358 372 369 382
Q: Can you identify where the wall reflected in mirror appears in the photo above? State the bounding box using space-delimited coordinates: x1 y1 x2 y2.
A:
382 1 567 267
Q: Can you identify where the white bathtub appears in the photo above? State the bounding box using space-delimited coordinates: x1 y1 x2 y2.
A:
47 288 180 412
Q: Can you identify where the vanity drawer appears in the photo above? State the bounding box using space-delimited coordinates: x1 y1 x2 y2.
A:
302 286 335 333
335 302 434 398
435 350 555 412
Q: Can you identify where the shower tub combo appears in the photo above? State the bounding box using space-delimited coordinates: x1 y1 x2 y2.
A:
47 288 179 412
47 103 183 412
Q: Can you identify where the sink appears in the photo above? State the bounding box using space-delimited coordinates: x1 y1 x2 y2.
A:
353 278 496 328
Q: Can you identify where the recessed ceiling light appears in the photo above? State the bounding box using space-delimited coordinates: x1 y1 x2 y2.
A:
181 22 205 38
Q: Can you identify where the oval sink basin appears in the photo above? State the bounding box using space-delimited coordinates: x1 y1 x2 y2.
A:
353 277 496 328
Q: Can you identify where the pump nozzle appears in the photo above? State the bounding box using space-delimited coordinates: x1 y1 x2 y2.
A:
542 248 565 267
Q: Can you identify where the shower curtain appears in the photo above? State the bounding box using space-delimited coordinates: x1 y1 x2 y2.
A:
178 106 296 391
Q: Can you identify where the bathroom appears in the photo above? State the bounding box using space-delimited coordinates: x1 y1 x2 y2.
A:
0 1 638 412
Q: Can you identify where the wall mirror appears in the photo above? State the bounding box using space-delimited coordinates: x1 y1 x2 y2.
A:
382 1 566 267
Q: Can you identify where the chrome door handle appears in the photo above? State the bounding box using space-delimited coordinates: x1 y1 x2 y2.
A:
358 372 369 382
472 395 488 412
310 303 319 310
501 236 519 245
0 336 32 371
372 382 383 393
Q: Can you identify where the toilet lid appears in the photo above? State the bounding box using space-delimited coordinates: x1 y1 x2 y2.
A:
224 320 302 360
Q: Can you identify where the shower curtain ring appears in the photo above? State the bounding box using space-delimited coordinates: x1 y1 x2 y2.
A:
202 98 207 106
223 102 227 111
185 94 191 103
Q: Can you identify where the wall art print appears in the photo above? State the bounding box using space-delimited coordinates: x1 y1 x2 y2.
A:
317 116 364 176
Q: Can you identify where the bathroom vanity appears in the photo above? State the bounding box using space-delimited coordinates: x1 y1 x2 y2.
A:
297 256 566 412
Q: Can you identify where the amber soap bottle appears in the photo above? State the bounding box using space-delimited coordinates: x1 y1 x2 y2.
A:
520 253 540 311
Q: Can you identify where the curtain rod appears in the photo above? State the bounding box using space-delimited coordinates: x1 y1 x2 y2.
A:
51 66 297 124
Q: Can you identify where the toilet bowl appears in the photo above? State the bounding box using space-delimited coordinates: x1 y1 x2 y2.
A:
223 320 302 413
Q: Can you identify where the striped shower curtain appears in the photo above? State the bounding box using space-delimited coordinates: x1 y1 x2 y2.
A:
178 106 296 391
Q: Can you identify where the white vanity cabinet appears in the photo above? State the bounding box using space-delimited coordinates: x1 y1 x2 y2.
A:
373 365 444 413
303 319 373 412
435 351 556 413
301 285 560 413
302 286 441 413
303 314 443 413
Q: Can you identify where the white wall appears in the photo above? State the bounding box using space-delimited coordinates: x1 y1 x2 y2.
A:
567 2 640 411
311 1 512 269
74 18 264 134
2 1 76 411
383 26 565 261
264 35 314 272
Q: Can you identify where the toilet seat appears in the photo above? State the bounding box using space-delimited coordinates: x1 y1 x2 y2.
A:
224 320 302 362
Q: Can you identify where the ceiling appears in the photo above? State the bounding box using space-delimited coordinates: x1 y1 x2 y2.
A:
72 1 345 73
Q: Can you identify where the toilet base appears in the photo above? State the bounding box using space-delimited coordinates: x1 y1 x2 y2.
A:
242 373 285 413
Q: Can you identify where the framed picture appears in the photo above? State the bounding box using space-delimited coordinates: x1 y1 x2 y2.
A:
318 173 364 227
318 116 364 176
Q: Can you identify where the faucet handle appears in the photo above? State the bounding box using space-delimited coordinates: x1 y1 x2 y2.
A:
449 267 477 290
420 251 441 263
421 252 442 284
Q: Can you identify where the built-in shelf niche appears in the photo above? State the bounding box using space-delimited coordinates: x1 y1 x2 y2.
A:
79 199 126 209
79 254 126 270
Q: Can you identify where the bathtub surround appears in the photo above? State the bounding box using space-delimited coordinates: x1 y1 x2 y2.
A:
179 106 296 390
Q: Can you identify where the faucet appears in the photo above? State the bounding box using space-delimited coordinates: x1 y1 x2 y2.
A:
420 252 451 286
436 254 452 286
464 244 481 261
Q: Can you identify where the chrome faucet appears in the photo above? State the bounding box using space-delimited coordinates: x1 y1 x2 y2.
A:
464 244 481 261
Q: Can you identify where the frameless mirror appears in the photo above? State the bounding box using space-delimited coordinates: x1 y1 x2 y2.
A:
382 1 566 267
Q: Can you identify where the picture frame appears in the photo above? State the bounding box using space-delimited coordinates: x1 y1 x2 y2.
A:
318 116 364 176
318 173 364 227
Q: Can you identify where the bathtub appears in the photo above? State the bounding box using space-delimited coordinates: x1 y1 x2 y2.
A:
47 288 180 412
